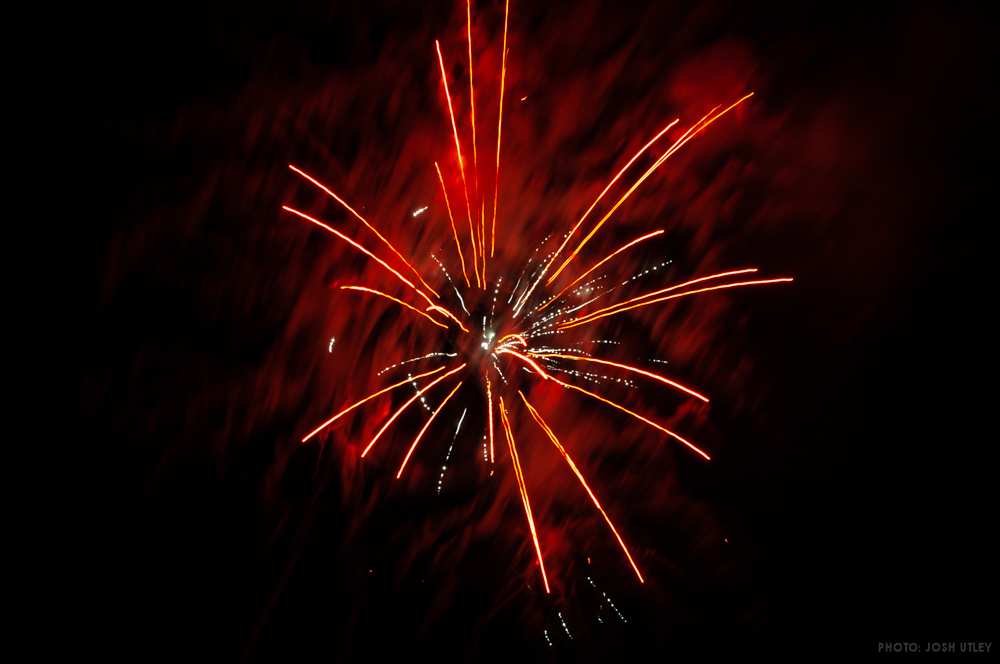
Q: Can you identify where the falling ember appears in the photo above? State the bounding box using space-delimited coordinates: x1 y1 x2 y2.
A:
283 0 792 601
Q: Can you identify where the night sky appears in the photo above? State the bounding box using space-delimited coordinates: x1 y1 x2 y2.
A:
92 1 995 660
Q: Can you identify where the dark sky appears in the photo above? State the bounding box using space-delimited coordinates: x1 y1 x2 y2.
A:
92 1 995 660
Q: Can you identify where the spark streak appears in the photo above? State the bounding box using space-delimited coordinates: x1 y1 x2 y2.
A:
436 39 480 288
339 286 449 330
537 118 680 294
549 94 754 281
491 0 509 257
527 352 709 402
499 397 551 593
361 364 467 458
427 304 471 332
520 391 645 582
435 161 471 288
559 276 793 330
397 380 464 479
560 268 759 324
548 375 711 460
288 164 438 297
282 205 439 310
535 229 665 314
496 348 552 379
486 375 495 464
301 365 448 443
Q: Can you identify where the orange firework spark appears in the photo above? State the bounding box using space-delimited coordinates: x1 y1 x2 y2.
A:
556 267 761 327
282 205 439 310
495 333 527 348
361 364 467 458
535 229 665 314
559 276 794 331
526 352 709 402
289 164 439 298
486 375 495 464
339 286 449 330
490 0 509 258
283 1 793 602
548 95 754 284
397 380 464 479
426 304 471 333
547 375 711 461
434 161 471 287
496 347 552 379
519 391 644 583
516 118 680 309
499 396 551 594
436 39 480 288
301 365 448 443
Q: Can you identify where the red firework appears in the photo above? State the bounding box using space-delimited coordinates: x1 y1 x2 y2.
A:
282 0 792 592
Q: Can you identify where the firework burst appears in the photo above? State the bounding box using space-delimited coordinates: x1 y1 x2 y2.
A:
282 0 792 593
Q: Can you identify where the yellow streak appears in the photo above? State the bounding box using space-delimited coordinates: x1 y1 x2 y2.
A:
496 333 527 347
339 286 448 330
547 375 711 460
361 363 467 457
535 229 664 314
486 375 495 464
559 277 793 331
549 94 753 282
519 391 645 583
480 203 487 284
467 0 478 177
434 161 470 288
301 365 447 443
499 397 551 593
527 353 709 402
541 119 680 288
426 304 470 333
496 348 551 379
563 268 759 327
490 0 509 258
396 380 464 478
282 205 436 309
436 39 480 287
288 164 438 297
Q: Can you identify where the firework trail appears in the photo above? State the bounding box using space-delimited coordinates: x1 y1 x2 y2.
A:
281 0 792 596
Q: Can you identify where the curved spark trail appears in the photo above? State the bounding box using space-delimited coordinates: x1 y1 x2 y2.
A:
284 0 792 603
338 286 449 330
288 164 439 297
397 380 464 479
549 95 756 284
301 365 448 443
527 352 709 402
520 391 645 583
361 364 467 458
435 161 471 288
535 229 665 314
436 39 479 288
559 277 794 331
500 396 551 594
